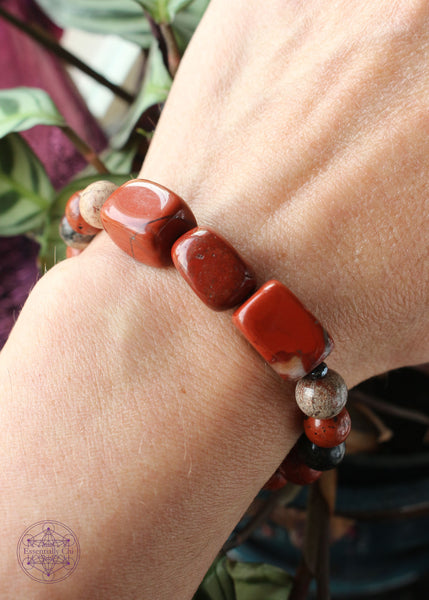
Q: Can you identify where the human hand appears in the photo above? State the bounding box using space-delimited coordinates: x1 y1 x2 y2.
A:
142 0 429 387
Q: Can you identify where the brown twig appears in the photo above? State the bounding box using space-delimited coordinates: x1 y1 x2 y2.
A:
350 390 429 426
144 11 180 78
0 5 135 104
289 558 313 600
159 23 181 77
353 402 394 444
63 126 109 174
221 483 301 553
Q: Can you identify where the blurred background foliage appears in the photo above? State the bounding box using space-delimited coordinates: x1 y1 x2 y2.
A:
1 3 429 600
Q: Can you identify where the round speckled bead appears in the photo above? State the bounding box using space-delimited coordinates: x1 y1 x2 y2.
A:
295 368 347 419
303 408 351 448
296 435 346 471
79 180 119 229
59 215 95 249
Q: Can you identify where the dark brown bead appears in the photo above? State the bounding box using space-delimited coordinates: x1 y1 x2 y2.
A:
296 435 346 471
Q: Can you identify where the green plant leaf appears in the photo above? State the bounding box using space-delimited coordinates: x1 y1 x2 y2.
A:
193 556 236 600
226 560 293 600
37 173 131 270
34 0 152 47
0 87 66 139
111 42 172 148
193 556 293 600
132 0 194 22
173 0 210 52
0 133 54 236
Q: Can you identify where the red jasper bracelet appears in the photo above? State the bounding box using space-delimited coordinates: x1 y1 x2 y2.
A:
59 179 351 488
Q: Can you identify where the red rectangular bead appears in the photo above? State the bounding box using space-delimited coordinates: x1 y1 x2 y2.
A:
232 280 333 381
100 179 197 267
172 228 256 310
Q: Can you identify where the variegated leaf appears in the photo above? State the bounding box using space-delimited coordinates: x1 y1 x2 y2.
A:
132 0 194 22
111 42 171 148
0 133 54 236
0 87 66 139
34 0 152 47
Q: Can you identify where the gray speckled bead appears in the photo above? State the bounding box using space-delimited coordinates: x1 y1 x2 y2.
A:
295 369 347 419
59 216 95 249
79 180 118 229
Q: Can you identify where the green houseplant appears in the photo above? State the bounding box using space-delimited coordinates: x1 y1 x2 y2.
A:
1 2 428 599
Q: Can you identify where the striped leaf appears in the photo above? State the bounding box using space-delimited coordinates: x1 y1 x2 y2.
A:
0 87 66 139
111 42 172 148
0 133 54 236
132 0 194 22
34 0 152 47
173 0 210 52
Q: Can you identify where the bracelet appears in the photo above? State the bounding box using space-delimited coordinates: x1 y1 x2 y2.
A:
59 179 351 488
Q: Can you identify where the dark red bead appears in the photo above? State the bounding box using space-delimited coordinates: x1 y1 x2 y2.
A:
100 179 197 267
262 470 288 491
65 191 100 235
232 280 333 381
171 228 257 310
278 443 322 485
303 408 351 448
296 435 345 471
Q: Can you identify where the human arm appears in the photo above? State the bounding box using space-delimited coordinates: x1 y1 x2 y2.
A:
0 1 428 598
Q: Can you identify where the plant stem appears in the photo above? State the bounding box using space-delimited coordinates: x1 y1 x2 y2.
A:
0 6 135 104
289 558 313 600
159 24 181 77
63 126 108 174
221 483 301 553
144 12 180 78
350 390 429 426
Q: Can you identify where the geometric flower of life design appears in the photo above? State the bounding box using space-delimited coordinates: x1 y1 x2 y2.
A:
17 520 80 584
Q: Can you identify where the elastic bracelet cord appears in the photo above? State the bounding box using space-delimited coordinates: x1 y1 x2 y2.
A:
59 179 351 488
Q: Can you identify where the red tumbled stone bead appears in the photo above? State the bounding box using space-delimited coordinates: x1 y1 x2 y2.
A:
262 469 288 491
279 444 322 485
100 179 197 267
303 408 351 448
232 280 333 381
65 191 100 235
171 228 257 310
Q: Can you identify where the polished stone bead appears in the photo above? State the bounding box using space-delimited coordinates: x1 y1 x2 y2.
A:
279 443 322 485
295 369 347 419
171 228 257 310
303 408 351 448
79 180 118 229
100 179 197 267
296 435 345 471
59 215 95 249
65 191 100 235
232 280 333 381
262 469 288 491
309 362 329 379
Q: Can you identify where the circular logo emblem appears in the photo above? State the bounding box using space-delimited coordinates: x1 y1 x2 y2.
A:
17 520 80 583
